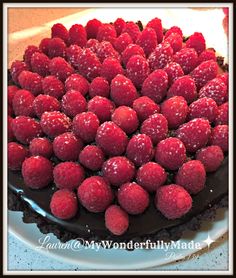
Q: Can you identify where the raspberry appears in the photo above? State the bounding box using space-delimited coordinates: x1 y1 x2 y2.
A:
40 111 71 138
8 105 14 117
164 62 184 86
136 162 167 192
96 41 120 63
126 134 154 166
101 57 124 83
136 27 157 56
22 156 53 189
215 102 228 125
146 17 163 43
97 23 117 43
65 74 89 96
155 184 192 219
199 78 227 105
176 160 206 194
18 70 43 96
86 19 102 39
65 44 82 68
48 37 66 58
132 96 160 122
217 72 228 89
85 39 100 53
161 96 188 129
186 32 206 55
121 22 140 42
165 26 183 38
51 23 69 43
29 137 53 158
188 97 218 123
141 113 168 145
8 142 29 170
141 69 168 103
126 55 150 89
173 48 198 74
118 182 149 215
148 42 173 71
53 132 83 161
8 85 19 106
23 45 41 67
39 38 51 56
105 205 129 235
42 76 65 99
61 90 87 117
12 89 35 117
8 116 15 142
79 145 104 171
49 57 74 82
176 118 211 152
190 60 218 89
77 176 113 213
121 44 145 66
196 146 224 172
88 96 114 123
96 121 128 156
68 24 87 47
209 125 228 152
155 138 186 170
72 112 99 143
114 18 126 36
102 156 135 187
164 33 182 53
53 162 84 190
33 94 60 118
12 116 43 144
30 52 50 77
10 60 29 84
114 33 132 54
167 75 197 103
111 106 139 134
198 49 216 65
89 77 110 98
50 189 78 220
110 74 138 106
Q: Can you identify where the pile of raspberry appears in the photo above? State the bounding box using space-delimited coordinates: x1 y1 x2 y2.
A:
8 18 228 236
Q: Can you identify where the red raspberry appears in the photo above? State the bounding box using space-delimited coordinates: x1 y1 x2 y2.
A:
146 17 163 43
196 145 224 172
102 156 135 187
33 94 60 118
136 27 157 56
155 137 186 170
199 78 227 105
176 160 206 194
29 137 53 158
65 44 82 68
167 75 197 103
141 113 168 145
22 156 53 189
8 142 29 170
118 182 149 215
42 76 65 99
77 176 113 213
126 134 154 166
68 24 87 47
72 112 99 143
132 96 160 122
215 102 228 125
65 74 89 96
190 60 218 89
86 19 102 39
173 48 198 74
23 45 41 67
121 22 140 42
89 77 110 98
8 116 15 142
110 74 139 106
8 105 14 117
51 23 69 43
136 162 167 192
217 72 228 89
96 41 120 63
105 205 129 236
8 85 19 106
164 33 182 53
88 96 114 123
141 69 168 103
49 57 74 82
96 121 128 156
40 111 71 138
209 125 228 152
61 90 87 118
161 96 188 129
53 162 84 190
111 106 139 134
114 33 133 54
121 44 145 66
97 23 117 43
155 184 192 219
50 189 78 220
39 38 51 56
176 118 211 152
12 89 35 117
164 62 184 86
126 55 150 89
30 52 50 77
10 60 29 84
186 32 206 55
188 97 218 123
12 116 43 144
101 57 124 83
114 18 126 36
198 49 216 65
48 37 66 58
79 145 104 171
53 132 83 161
148 42 173 71
165 26 183 38
85 39 100 53
18 70 43 96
